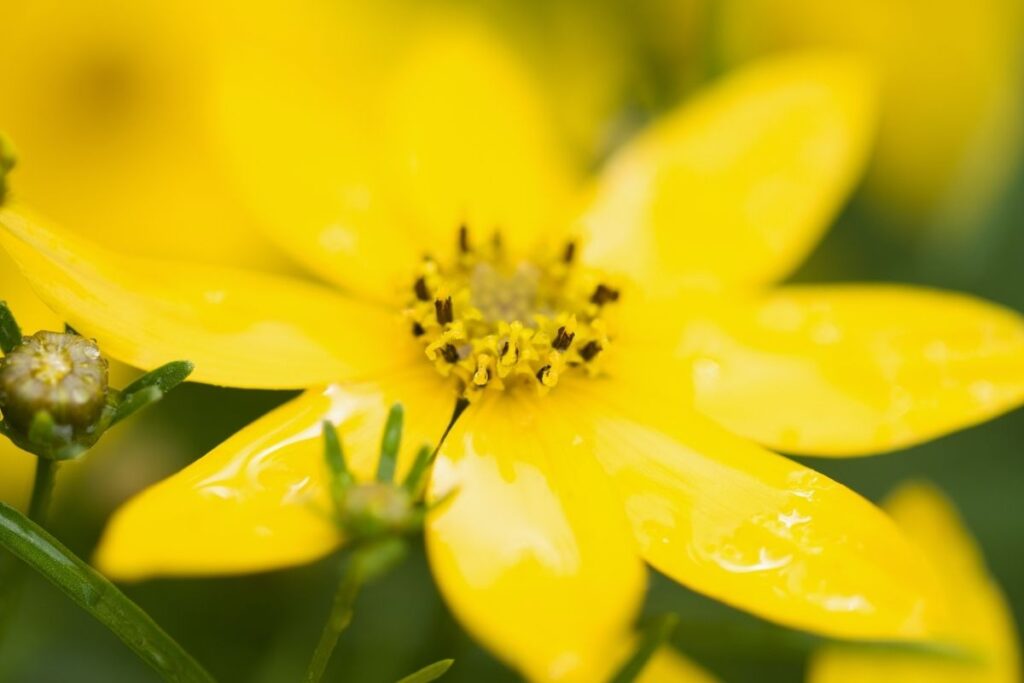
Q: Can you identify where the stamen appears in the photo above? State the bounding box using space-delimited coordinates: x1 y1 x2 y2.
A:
404 224 618 396
579 340 602 361
413 277 430 302
440 344 460 363
552 326 575 351
591 284 620 306
435 297 454 325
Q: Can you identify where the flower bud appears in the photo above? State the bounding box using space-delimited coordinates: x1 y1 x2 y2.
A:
340 483 416 539
0 331 109 436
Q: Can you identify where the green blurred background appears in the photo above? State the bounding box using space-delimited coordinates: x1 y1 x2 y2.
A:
0 0 1021 680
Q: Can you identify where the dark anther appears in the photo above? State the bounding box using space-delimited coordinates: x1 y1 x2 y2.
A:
552 326 575 351
590 284 620 306
500 340 519 363
535 365 551 383
579 341 603 361
563 241 576 264
413 277 430 302
492 231 503 252
411 322 426 337
441 344 460 363
435 297 454 325
458 224 471 253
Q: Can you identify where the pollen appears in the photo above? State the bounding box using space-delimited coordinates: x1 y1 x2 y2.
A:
404 227 618 397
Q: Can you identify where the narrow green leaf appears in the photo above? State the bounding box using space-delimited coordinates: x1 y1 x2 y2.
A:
0 502 216 682
396 659 455 683
120 360 194 399
401 445 433 496
610 614 680 683
376 403 403 483
0 301 22 354
110 385 163 426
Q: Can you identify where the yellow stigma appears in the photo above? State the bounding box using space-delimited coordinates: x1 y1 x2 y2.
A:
404 226 618 396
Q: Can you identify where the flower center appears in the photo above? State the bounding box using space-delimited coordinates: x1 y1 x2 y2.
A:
404 226 619 396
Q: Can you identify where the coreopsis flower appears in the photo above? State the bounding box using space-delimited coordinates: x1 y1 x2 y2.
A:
715 0 1024 235
809 482 1020 683
2 21 1023 681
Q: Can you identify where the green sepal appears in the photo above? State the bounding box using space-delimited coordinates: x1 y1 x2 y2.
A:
376 403 404 483
396 659 454 683
109 360 193 426
401 444 434 497
0 301 22 354
322 420 354 517
610 614 680 683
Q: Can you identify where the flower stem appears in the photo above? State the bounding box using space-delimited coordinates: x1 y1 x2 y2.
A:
304 538 407 683
0 502 216 682
27 457 60 526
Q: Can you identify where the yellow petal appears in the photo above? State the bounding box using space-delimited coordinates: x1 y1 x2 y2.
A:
96 366 455 580
554 373 947 641
426 393 646 682
0 0 286 268
808 482 1020 682
0 203 414 389
579 52 875 291
638 646 720 683
676 285 1024 456
215 8 575 301
718 0 1024 235
380 19 577 256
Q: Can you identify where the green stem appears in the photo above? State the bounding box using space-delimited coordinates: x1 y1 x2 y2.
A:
0 502 216 682
27 458 60 526
304 538 407 683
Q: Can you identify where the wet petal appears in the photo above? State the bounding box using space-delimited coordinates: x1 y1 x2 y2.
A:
426 394 645 682
555 374 947 641
0 204 414 389
677 285 1024 456
96 366 454 580
580 53 875 291
809 482 1020 682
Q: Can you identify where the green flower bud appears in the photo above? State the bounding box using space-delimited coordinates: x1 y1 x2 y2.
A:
0 331 109 436
340 483 417 539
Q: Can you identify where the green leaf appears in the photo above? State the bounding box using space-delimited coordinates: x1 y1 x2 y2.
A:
376 403 404 483
610 614 680 683
0 301 22 354
110 386 163 426
0 502 216 683
119 360 194 399
401 445 433 497
396 659 455 683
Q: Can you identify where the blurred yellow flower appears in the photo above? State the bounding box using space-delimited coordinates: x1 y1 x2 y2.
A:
716 0 1024 236
2 16 1023 682
0 0 285 267
809 482 1020 683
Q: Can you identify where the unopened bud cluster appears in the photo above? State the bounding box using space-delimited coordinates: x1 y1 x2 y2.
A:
0 331 109 437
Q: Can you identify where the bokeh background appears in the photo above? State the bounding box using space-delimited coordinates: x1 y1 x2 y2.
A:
0 0 1021 681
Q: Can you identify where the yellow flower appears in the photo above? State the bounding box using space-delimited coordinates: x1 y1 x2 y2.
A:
715 0 1024 236
0 0 286 267
2 17 1023 682
809 482 1020 683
